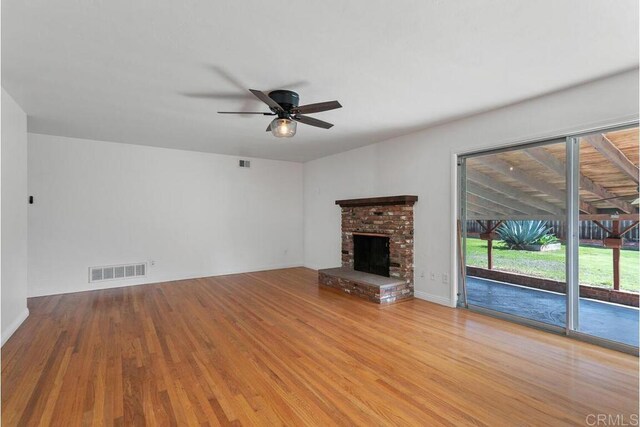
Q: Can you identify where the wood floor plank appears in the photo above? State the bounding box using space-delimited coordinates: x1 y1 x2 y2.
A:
2 267 638 426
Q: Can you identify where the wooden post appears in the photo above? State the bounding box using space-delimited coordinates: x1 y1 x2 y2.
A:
479 220 502 271
612 220 620 291
487 220 493 270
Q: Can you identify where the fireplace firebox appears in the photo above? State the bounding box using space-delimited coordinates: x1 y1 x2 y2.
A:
353 234 390 277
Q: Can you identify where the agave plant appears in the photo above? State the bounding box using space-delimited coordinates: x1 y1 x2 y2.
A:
496 220 555 249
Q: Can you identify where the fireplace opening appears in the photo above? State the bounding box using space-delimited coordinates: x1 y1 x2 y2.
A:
353 234 390 277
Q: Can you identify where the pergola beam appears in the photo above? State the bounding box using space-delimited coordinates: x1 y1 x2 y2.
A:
593 220 640 237
524 146 636 214
467 181 549 216
581 213 640 221
467 209 484 217
620 221 639 236
467 202 494 216
465 213 639 221
476 156 597 214
466 169 564 216
466 214 563 221
466 194 522 216
582 134 639 184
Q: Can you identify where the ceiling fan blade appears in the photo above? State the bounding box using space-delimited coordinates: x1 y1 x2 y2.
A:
209 66 247 91
217 111 275 115
293 100 342 115
183 92 249 100
293 115 334 129
249 89 283 112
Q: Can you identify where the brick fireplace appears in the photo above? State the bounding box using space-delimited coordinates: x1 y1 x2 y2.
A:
318 195 418 304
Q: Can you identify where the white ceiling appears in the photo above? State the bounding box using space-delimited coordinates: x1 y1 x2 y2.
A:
3 1 638 162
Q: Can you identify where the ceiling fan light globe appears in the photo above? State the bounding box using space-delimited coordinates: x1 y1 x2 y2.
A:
270 118 296 138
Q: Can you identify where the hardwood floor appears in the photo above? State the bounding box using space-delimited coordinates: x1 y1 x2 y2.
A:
2 267 638 426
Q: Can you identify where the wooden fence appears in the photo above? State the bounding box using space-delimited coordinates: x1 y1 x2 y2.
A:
466 220 639 242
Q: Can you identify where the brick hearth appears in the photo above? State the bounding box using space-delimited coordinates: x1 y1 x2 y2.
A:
318 267 412 304
318 195 417 304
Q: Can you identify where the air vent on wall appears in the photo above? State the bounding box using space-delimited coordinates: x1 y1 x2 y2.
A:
89 262 147 283
238 159 251 168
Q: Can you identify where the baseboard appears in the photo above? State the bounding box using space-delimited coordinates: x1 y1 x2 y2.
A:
28 262 306 298
2 307 29 347
414 291 454 307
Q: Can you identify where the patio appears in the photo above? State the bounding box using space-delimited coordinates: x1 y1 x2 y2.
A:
467 276 639 347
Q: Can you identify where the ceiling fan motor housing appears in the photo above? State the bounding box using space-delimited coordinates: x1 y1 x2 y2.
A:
217 88 340 131
269 90 299 115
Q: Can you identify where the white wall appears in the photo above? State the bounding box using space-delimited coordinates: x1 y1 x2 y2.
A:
303 144 378 269
19 69 640 304
2 88 30 345
304 69 639 307
28 134 304 296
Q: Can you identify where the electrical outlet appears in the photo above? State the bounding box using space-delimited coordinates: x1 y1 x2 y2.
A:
419 271 425 278
430 272 436 281
442 273 449 284
151 260 156 267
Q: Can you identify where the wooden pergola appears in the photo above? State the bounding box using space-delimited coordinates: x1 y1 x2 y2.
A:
465 127 639 290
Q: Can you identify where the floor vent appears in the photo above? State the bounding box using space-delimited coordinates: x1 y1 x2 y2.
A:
89 262 147 283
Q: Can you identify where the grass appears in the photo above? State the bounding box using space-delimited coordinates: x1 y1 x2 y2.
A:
465 237 639 292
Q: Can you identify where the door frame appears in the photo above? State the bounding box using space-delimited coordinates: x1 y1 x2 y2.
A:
454 120 639 355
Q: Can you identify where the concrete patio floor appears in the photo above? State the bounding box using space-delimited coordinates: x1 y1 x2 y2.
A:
466 276 639 347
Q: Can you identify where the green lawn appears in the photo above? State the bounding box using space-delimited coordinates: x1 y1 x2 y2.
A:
465 238 639 292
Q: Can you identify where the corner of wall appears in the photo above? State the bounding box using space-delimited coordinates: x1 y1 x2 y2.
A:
1 308 29 346
1 87 30 345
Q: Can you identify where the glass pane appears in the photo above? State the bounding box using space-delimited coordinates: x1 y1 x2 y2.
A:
576 127 639 347
463 139 567 327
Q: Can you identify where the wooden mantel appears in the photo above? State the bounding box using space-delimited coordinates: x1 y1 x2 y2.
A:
335 195 418 207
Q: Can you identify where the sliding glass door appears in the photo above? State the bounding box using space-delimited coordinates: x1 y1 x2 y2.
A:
460 139 567 329
570 126 639 348
458 123 639 352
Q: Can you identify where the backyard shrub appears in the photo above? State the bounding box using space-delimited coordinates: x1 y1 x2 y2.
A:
536 234 559 246
497 220 556 249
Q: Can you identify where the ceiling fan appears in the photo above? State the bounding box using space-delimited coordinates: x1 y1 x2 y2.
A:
218 89 342 138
